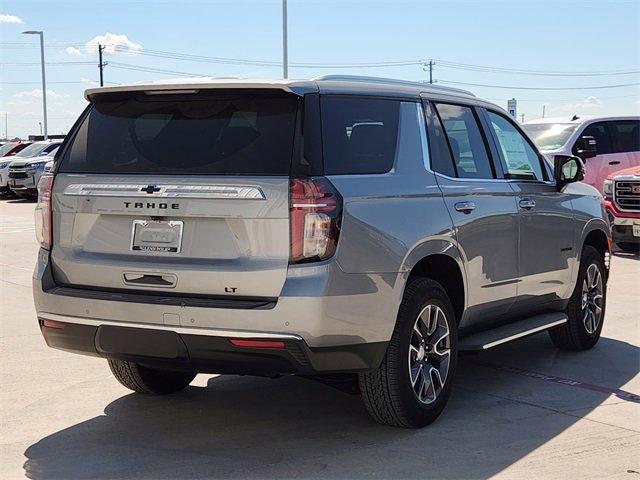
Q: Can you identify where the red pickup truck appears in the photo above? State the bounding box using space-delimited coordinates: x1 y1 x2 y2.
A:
603 166 640 253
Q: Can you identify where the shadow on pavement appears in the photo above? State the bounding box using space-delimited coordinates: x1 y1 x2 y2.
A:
23 336 639 479
0 196 36 204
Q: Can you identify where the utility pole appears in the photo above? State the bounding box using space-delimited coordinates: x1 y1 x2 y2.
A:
428 59 434 84
98 44 107 86
4 113 7 140
520 113 525 123
282 0 288 79
542 104 546 118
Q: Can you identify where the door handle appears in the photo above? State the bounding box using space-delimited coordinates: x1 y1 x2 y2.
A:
519 199 536 210
454 201 476 213
608 161 621 165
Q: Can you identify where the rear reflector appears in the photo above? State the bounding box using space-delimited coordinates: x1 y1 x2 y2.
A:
229 339 286 349
41 319 65 329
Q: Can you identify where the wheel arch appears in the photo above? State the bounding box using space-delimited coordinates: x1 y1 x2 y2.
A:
401 242 466 326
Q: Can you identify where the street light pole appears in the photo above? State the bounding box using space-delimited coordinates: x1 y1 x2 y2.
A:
22 30 48 140
282 0 288 79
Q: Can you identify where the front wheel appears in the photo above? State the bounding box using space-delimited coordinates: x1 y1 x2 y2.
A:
108 359 196 394
549 245 607 350
358 278 458 428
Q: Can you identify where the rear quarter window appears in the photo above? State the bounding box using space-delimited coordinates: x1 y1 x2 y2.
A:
321 96 401 174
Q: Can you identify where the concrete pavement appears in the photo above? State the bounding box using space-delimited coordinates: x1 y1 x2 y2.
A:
1 197 639 479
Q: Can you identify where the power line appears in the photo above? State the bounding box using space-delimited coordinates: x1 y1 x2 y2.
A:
438 79 640 90
1 61 95 65
3 42 640 76
108 61 208 77
436 60 640 76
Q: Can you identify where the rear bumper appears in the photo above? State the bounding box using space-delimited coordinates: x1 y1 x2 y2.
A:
33 249 400 372
39 316 387 374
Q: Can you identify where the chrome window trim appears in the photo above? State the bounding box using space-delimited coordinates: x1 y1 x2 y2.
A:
63 183 267 200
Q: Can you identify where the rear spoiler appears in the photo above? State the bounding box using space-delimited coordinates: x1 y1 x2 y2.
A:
84 79 317 101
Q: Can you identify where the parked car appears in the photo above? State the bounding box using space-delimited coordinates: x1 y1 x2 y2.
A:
603 166 640 253
0 141 32 196
523 115 640 195
34 76 611 428
8 141 62 197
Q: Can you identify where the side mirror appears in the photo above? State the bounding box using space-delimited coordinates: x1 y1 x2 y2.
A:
554 155 585 191
574 135 597 160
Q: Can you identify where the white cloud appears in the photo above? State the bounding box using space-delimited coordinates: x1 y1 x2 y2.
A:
86 32 141 55
551 96 603 114
0 14 23 24
13 89 68 99
66 46 83 57
65 32 141 58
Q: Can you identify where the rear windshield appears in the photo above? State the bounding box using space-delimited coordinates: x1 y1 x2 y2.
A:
59 92 298 175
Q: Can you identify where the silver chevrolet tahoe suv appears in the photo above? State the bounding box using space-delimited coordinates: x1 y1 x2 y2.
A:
33 76 611 428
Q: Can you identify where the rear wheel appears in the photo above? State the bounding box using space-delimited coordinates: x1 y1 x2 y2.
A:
108 359 196 394
358 278 458 428
549 245 606 350
616 242 639 254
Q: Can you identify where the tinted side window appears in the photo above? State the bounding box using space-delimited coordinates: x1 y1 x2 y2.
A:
435 103 493 179
424 101 456 177
576 122 613 155
321 97 402 174
487 111 544 181
610 120 640 153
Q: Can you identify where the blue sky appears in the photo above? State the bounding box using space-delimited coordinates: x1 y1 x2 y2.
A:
1 0 639 138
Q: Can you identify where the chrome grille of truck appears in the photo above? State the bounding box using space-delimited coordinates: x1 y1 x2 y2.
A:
614 180 640 212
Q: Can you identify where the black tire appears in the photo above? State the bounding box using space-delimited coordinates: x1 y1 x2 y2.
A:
616 242 639 254
108 359 196 394
549 245 607 350
358 278 458 428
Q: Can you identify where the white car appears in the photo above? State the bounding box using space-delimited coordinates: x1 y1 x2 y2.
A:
7 140 62 197
523 115 640 196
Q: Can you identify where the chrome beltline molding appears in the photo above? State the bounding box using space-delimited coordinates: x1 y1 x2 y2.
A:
63 183 267 200
38 312 302 340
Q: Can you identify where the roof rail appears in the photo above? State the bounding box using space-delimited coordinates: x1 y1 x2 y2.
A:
311 75 475 97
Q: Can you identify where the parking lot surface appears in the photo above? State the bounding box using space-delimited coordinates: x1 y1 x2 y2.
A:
1 197 639 479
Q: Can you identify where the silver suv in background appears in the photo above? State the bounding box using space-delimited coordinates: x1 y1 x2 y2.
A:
33 76 610 428
8 140 62 198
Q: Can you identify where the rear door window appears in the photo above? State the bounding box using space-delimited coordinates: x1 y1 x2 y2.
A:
59 92 298 175
610 120 640 153
435 103 494 179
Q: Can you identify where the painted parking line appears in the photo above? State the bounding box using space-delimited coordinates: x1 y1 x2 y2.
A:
473 360 640 404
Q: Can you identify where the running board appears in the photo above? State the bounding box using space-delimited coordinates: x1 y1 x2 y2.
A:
459 312 568 351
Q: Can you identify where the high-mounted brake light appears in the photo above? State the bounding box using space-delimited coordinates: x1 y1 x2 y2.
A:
35 173 54 249
289 177 342 264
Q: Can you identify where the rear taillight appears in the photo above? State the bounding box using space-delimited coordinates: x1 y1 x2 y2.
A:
35 173 54 249
289 177 342 264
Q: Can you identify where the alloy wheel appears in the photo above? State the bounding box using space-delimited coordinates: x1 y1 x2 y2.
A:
581 263 603 334
408 304 451 404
